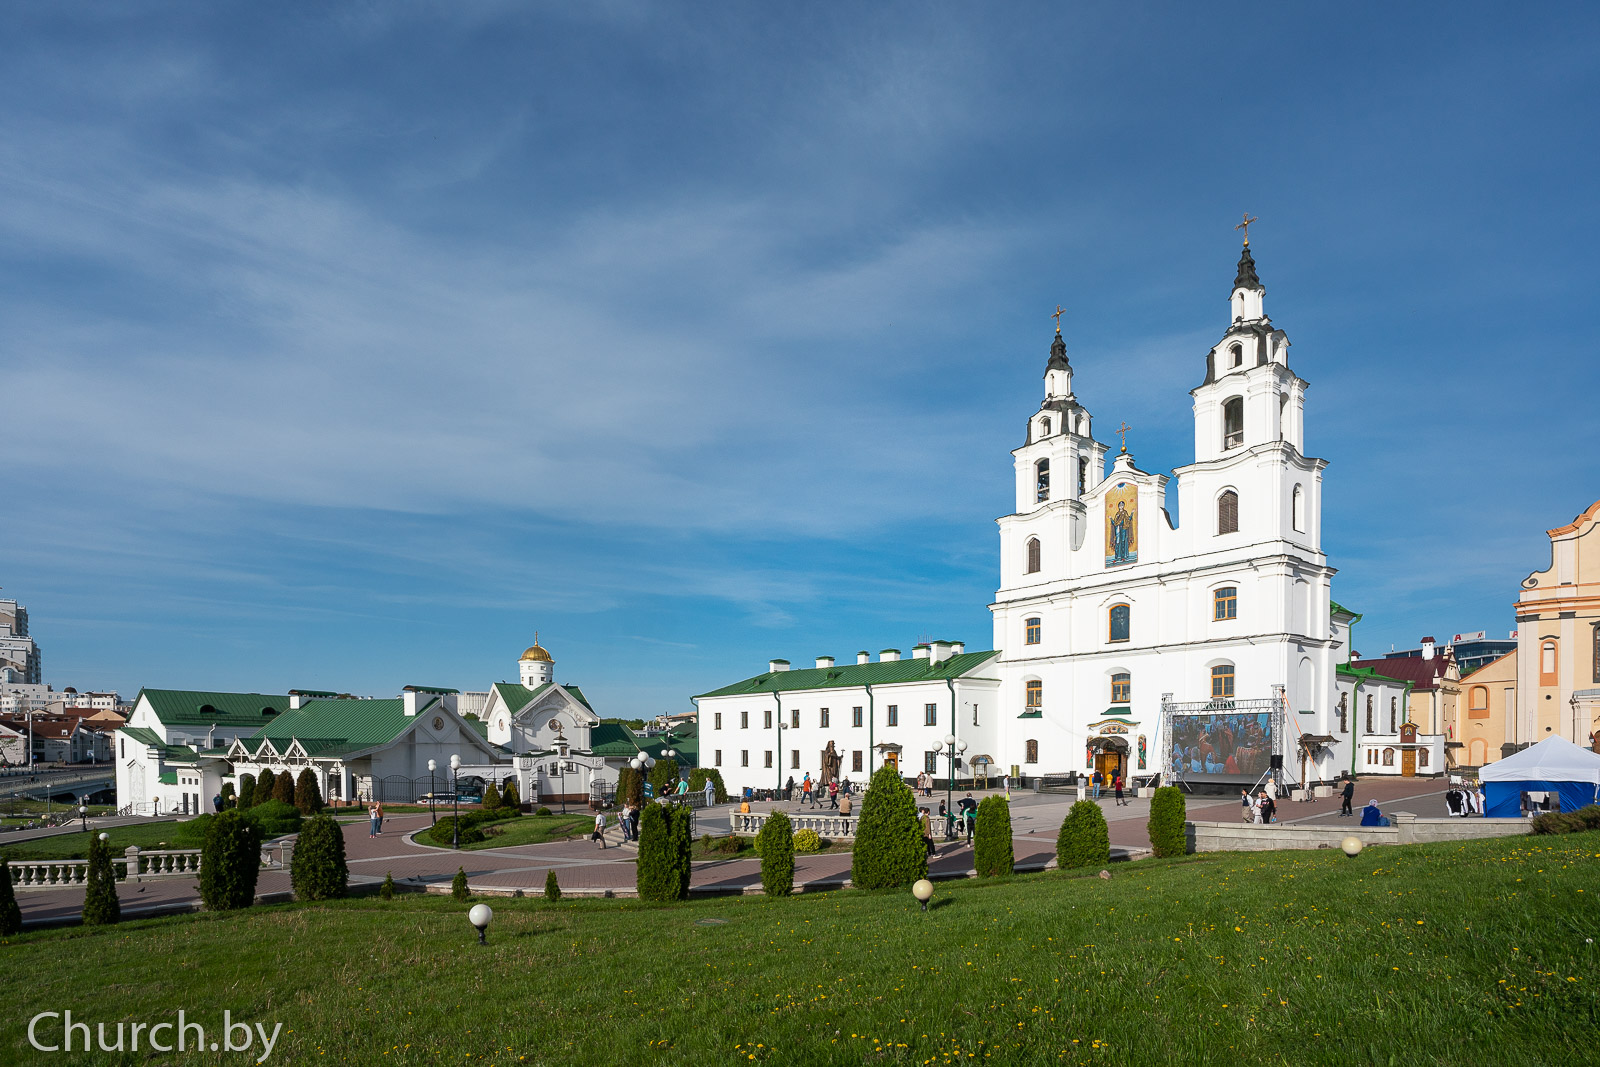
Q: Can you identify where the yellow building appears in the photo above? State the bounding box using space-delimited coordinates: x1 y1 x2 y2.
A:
1516 499 1600 750
1456 650 1517 767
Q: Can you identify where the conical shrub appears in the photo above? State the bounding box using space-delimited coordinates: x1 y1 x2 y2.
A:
544 869 561 902
82 833 121 925
290 814 348 901
973 795 1014 877
757 810 795 897
1056 799 1110 869
0 859 21 935
850 764 927 890
293 769 323 815
1147 786 1187 858
200 810 263 911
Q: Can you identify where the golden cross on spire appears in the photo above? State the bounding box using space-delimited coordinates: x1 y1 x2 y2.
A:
1051 304 1067 334
1235 212 1259 246
1116 421 1131 453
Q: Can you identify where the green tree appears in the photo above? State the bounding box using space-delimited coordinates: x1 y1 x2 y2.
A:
200 810 263 911
756 810 795 897
648 758 679 796
380 872 395 900
482 780 502 811
617 766 644 809
544 869 561 902
851 764 927 890
1147 786 1188 858
973 795 1014 877
81 834 122 926
686 767 728 803
670 804 695 899
0 859 21 935
293 768 323 815
451 867 470 901
637 802 691 902
237 773 257 809
290 814 348 901
500 777 521 810
272 771 295 805
220 781 236 809
1056 800 1110 870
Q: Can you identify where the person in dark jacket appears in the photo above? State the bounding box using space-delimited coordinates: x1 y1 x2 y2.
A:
1340 779 1355 817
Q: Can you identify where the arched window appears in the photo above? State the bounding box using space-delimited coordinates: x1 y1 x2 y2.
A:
1025 617 1041 645
1365 694 1374 734
1292 485 1305 532
1382 747 1395 767
1211 664 1235 700
1111 673 1130 703
1230 342 1243 368
1419 748 1430 768
1026 537 1041 574
1389 697 1397 733
1541 640 1558 685
1213 586 1238 621
1469 685 1488 717
1108 604 1130 643
1223 397 1244 450
1218 490 1239 534
1077 457 1088 494
1025 739 1039 764
1025 680 1042 710
1338 692 1348 733
1040 417 1051 436
1035 459 1050 503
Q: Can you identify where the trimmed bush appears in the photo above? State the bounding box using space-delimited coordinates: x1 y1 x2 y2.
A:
649 758 679 796
792 828 822 853
451 867 469 901
687 767 729 804
501 778 521 811
200 810 263 911
238 773 257 809
973 795 1014 878
545 869 561 902
290 814 348 901
758 811 796 897
428 815 485 846
1577 805 1600 830
272 771 295 805
82 834 121 926
246 799 303 838
616 765 645 809
220 781 236 809
637 802 692 902
482 780 502 811
380 872 395 900
1148 786 1188 857
851 764 927 890
534 806 552 817
293 769 323 815
1057 800 1110 870
0 859 21 935
670 804 694 899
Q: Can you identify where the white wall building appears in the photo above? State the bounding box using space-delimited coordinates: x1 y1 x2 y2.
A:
116 689 286 816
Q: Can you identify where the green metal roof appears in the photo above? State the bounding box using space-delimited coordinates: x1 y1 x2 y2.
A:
588 722 642 757
1017 710 1043 718
119 726 165 748
118 725 199 764
1330 600 1363 622
137 688 291 727
157 770 177 785
492 681 594 716
562 685 594 711
695 650 1000 699
248 698 416 756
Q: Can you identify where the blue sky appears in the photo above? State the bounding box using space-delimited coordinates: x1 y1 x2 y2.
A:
3 3 1597 716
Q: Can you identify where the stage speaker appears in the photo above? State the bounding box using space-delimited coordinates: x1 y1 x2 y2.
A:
1270 754 1284 770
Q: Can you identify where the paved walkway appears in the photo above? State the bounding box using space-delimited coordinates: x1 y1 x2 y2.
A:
12 777 1461 925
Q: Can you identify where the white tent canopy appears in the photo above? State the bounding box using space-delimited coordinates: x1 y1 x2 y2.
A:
1477 735 1600 785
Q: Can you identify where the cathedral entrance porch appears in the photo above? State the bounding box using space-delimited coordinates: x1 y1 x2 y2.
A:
1088 736 1128 785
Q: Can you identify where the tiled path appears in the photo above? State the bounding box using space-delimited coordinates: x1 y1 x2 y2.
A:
14 777 1455 925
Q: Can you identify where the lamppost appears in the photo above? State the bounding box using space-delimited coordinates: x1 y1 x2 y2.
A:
943 734 968 829
427 759 437 825
775 720 786 798
630 753 654 804
449 754 461 849
660 746 678 799
78 801 88 833
554 733 569 814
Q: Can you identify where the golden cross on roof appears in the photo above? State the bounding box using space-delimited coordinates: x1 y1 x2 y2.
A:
1235 212 1259 246
1052 304 1067 334
1116 421 1131 453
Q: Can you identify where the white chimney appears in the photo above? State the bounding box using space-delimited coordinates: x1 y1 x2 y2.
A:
289 693 306 710
928 641 952 665
816 656 835 670
403 690 420 717
1350 650 1361 662
769 659 791 672
951 642 965 654
880 648 901 662
1421 637 1435 661
857 651 871 665
912 645 930 660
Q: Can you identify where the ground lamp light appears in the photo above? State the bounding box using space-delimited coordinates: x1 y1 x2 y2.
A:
427 759 438 825
912 879 934 912
468 903 494 945
98 832 109 842
450 754 462 849
1340 836 1363 857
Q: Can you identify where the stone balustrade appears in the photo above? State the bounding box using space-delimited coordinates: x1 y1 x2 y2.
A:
728 810 858 839
8 843 291 891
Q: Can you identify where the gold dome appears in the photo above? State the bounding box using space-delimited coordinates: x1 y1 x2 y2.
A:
519 633 552 662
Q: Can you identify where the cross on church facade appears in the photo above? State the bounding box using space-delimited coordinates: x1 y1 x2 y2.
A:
1052 304 1067 333
1116 421 1131 453
1235 212 1259 245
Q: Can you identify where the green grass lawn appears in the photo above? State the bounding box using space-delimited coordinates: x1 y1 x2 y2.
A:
411 813 597 851
4 832 1598 1065
0 820 204 861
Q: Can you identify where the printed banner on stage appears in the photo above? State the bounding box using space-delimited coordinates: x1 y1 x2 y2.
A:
1169 712 1274 782
1104 482 1138 567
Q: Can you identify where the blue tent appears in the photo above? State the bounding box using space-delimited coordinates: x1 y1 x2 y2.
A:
1477 736 1600 817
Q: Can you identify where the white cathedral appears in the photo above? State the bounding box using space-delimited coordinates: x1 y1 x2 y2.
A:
699 236 1358 794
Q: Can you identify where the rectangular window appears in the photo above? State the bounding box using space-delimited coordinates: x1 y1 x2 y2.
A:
764 750 773 769
1109 604 1130 642
1211 665 1235 700
714 712 722 731
714 749 722 767
924 703 937 726
764 709 773 729
1026 679 1042 708
791 709 799 729
740 711 748 729
852 750 863 772
887 704 899 726
741 750 749 767
1111 672 1130 703
852 706 863 727
1214 586 1238 621
1025 617 1041 645
1025 739 1039 764
925 751 938 773
791 749 799 769
820 707 830 728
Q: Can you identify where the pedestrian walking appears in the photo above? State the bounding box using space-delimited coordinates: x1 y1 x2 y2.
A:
802 774 814 807
1113 773 1126 806
591 811 608 849
703 779 715 806
828 779 840 809
1339 778 1355 817
369 800 383 838
958 792 977 841
920 807 936 856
